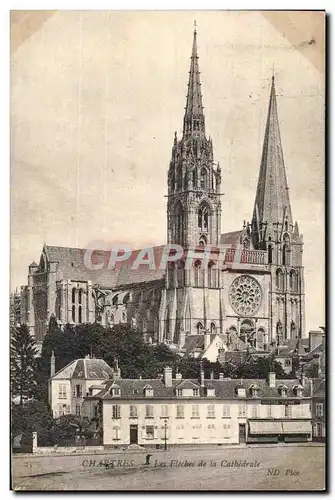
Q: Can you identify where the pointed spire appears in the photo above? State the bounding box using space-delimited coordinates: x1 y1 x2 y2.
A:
252 75 293 237
183 25 205 138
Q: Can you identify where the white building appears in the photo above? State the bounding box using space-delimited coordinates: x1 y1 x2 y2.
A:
48 354 114 418
82 366 312 446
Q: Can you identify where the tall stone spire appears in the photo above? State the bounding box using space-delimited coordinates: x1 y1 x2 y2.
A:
252 76 293 242
183 26 205 138
167 25 221 250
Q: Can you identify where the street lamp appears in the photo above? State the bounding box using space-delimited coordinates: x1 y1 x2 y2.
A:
164 419 168 451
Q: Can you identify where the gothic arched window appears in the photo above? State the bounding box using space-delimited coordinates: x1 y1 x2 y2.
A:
282 235 290 266
211 172 215 191
196 322 203 335
112 295 118 310
168 262 175 288
200 168 208 191
71 288 76 323
194 260 203 287
227 326 237 346
177 169 183 190
289 270 298 292
123 292 130 305
192 169 197 189
268 244 273 264
276 269 284 291
198 203 209 232
175 202 184 245
210 322 216 334
291 321 296 338
208 262 217 288
177 260 185 287
276 321 283 345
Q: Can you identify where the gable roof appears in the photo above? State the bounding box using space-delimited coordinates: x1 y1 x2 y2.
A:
303 339 325 360
312 378 325 397
220 231 242 245
42 244 166 288
52 357 113 380
175 379 200 390
183 335 204 354
87 376 312 401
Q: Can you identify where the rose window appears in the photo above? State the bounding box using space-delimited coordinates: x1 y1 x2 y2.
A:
229 275 262 316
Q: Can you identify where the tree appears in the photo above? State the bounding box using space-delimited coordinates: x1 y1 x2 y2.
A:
233 356 289 379
12 399 54 446
11 324 37 407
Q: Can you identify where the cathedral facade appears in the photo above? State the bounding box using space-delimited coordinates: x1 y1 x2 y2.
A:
20 28 305 351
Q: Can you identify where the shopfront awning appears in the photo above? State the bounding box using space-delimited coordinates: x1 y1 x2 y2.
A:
249 421 282 435
249 420 312 435
282 421 312 434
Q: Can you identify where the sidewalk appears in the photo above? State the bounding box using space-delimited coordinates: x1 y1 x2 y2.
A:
14 441 325 459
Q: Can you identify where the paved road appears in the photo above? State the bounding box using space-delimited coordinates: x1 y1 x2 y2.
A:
12 444 325 491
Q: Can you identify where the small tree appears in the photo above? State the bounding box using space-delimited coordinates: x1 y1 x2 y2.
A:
11 324 37 407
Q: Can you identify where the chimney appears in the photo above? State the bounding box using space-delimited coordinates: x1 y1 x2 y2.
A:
219 373 224 381
210 371 214 380
175 372 182 380
114 358 121 380
268 371 276 388
163 366 173 387
309 330 324 352
50 351 55 378
204 332 210 351
200 364 205 388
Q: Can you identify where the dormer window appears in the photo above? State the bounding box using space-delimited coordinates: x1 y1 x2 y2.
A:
176 388 183 397
237 387 246 398
293 385 303 397
206 387 215 397
144 385 154 397
278 385 288 397
110 386 121 397
193 388 200 397
249 385 259 397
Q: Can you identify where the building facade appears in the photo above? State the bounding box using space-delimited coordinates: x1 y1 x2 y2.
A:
82 366 312 446
20 27 306 350
48 354 114 418
311 378 326 442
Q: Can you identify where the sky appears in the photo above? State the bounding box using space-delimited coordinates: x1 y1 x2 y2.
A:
10 11 325 332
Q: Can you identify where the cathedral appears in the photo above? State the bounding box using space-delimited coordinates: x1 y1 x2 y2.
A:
20 28 305 352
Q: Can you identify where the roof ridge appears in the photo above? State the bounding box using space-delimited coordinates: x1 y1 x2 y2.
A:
52 358 78 378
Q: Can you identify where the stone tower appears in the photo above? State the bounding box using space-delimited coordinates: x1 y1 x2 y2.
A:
167 28 221 248
251 76 305 342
